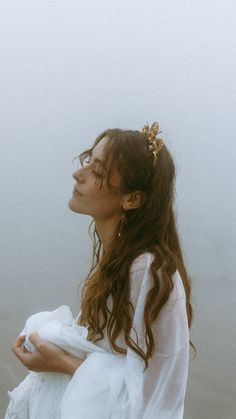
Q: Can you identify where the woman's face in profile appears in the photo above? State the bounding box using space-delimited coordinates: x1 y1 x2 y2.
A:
68 136 123 222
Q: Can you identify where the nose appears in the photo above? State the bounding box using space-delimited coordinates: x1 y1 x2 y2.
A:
72 167 85 182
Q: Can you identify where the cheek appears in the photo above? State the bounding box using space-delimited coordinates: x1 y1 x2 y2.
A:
93 190 121 211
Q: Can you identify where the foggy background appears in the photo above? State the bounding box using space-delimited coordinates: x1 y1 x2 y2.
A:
1 1 236 418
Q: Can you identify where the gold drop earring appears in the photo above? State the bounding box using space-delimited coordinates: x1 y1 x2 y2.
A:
118 208 128 237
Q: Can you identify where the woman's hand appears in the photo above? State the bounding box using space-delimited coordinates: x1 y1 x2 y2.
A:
12 332 84 375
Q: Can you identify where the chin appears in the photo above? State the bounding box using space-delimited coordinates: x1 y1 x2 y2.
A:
67 198 87 215
68 198 79 213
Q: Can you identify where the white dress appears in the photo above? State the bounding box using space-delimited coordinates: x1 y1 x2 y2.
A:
5 252 189 419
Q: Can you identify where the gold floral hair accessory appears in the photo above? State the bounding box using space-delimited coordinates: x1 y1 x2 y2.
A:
141 122 164 164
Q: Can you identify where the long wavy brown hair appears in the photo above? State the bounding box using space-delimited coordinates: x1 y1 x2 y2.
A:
78 126 195 369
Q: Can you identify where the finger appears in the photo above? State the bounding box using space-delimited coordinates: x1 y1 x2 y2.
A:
23 347 32 353
12 335 26 352
28 332 44 350
15 334 26 345
11 335 35 369
12 344 31 365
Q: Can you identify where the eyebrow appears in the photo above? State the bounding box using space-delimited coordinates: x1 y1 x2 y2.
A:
93 158 108 173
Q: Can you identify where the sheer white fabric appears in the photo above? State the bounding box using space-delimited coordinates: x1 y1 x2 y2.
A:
128 253 190 418
5 252 189 419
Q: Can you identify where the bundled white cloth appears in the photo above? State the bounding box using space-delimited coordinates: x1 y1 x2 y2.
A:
4 305 143 419
5 252 190 419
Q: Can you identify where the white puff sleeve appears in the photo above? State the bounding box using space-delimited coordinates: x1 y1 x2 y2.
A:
124 252 190 419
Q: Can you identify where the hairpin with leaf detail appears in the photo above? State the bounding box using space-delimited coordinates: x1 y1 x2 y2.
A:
141 122 164 164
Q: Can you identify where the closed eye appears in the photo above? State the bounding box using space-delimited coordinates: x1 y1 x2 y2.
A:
83 156 91 165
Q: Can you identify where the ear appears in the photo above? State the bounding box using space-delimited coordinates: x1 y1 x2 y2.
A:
122 191 146 211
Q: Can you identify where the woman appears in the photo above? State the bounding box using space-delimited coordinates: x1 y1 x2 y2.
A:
12 122 194 418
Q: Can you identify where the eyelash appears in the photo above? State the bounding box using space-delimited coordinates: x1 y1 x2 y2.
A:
83 157 91 164
80 155 103 180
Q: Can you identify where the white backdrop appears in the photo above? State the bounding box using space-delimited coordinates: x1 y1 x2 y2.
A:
1 1 236 418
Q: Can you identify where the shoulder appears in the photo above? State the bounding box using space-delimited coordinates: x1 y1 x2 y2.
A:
168 269 186 303
129 252 156 305
129 252 155 274
129 252 186 302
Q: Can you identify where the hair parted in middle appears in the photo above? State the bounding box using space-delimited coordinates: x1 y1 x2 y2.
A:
78 123 194 370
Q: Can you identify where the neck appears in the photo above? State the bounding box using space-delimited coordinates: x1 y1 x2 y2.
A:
94 216 120 252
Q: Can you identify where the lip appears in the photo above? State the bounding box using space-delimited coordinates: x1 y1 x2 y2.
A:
73 187 82 196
